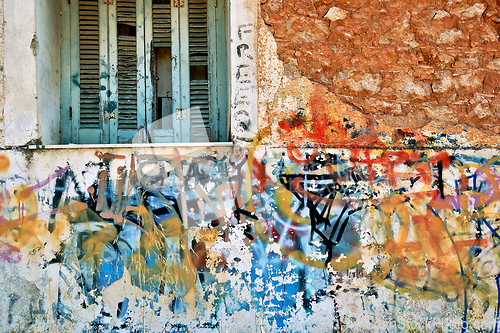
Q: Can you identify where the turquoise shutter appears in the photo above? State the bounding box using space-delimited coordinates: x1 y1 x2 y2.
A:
61 0 227 144
79 0 101 131
61 0 103 144
149 0 175 142
116 0 140 142
188 0 210 142
212 0 228 142
189 0 227 142
152 1 172 47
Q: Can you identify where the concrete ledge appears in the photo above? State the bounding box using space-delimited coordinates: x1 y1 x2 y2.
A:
28 142 234 150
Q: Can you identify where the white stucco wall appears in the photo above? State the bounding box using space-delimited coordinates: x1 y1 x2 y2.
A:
3 0 39 146
0 146 499 332
0 0 4 146
229 0 258 142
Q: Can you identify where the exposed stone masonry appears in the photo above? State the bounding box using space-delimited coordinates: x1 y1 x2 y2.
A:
261 0 500 133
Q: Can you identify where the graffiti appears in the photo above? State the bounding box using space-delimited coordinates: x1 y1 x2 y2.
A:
0 154 10 173
232 23 256 140
277 85 386 147
0 148 500 331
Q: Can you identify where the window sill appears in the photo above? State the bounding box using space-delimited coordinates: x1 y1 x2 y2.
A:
28 142 234 150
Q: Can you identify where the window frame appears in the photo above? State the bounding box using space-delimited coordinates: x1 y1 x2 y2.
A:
60 0 233 144
1 0 259 147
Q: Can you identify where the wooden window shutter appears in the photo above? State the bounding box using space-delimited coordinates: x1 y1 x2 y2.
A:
152 1 171 47
188 0 210 142
62 0 226 144
79 0 101 129
116 0 138 130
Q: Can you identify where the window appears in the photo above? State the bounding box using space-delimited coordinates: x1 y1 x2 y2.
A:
60 0 228 144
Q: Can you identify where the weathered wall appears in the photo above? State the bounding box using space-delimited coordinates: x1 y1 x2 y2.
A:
3 0 39 146
260 0 500 139
0 146 499 331
0 0 60 147
0 0 4 146
1 0 500 332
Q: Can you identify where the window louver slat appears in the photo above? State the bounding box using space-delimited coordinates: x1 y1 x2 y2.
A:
190 80 210 140
152 4 171 47
188 0 208 66
189 0 210 141
117 0 138 130
79 0 100 129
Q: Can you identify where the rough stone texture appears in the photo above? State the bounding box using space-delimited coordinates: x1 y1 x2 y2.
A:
261 0 500 134
264 72 500 148
257 9 284 140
